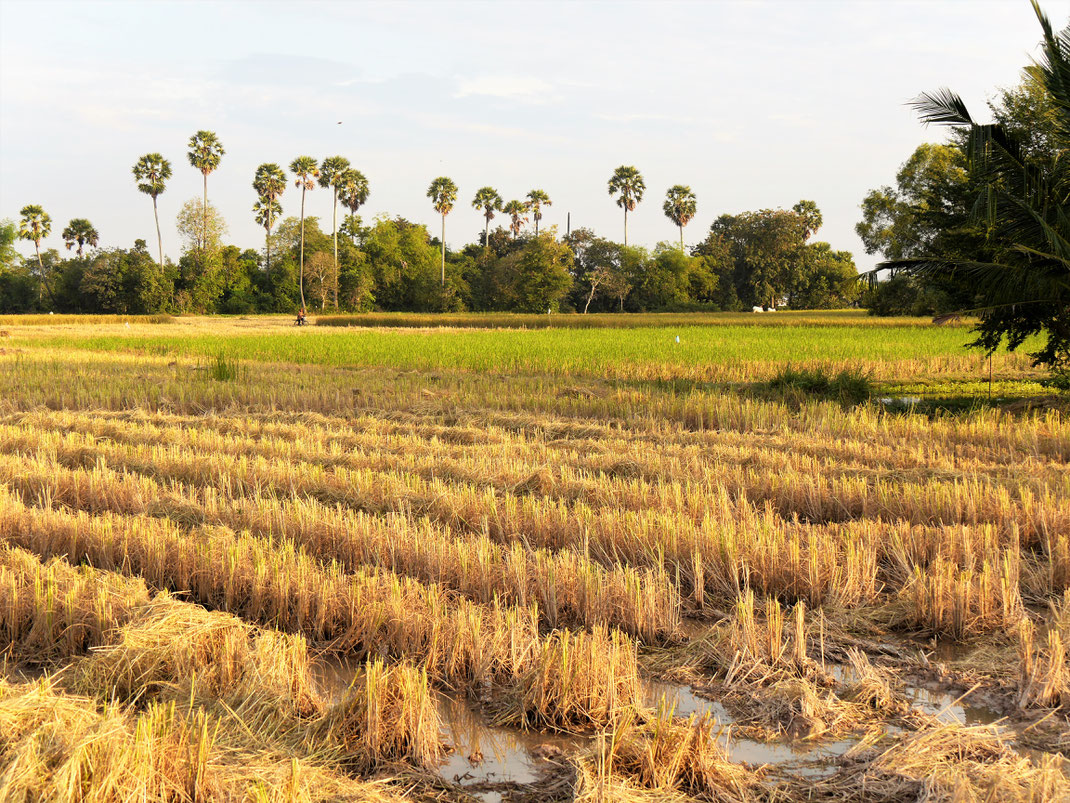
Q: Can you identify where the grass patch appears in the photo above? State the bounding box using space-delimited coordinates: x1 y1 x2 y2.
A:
0 314 174 327
204 353 242 382
767 365 873 405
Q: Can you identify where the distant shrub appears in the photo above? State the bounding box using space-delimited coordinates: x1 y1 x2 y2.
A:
768 366 872 405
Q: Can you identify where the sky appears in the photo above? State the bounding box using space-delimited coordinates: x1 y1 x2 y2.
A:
2 0 1068 270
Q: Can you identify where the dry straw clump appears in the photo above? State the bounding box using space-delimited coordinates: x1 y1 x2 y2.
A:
0 678 408 803
813 723 1070 802
575 708 763 802
316 659 443 771
1016 590 1070 710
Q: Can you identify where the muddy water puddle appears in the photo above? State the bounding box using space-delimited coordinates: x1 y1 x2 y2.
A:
438 696 582 802
312 657 1002 794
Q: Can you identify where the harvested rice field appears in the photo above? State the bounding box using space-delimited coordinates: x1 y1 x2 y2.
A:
1 314 1068 802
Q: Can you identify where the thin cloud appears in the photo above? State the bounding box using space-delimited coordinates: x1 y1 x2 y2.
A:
453 75 555 102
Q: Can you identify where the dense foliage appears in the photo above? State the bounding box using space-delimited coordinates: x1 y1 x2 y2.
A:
857 3 1069 370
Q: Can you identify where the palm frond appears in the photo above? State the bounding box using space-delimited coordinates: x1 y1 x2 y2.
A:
909 89 975 127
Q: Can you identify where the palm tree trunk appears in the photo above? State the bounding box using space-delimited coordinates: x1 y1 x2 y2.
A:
624 207 628 247
535 214 539 237
265 226 271 280
679 224 684 252
299 187 307 310
484 216 489 250
440 213 446 286
202 173 208 250
35 241 54 307
152 196 163 266
332 189 339 308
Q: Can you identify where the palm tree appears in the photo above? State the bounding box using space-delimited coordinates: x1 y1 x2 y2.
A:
290 156 319 310
132 153 172 266
187 130 225 249
471 186 502 248
61 218 99 257
663 185 697 251
252 163 286 277
525 189 552 236
18 204 51 304
875 1 1070 370
502 200 528 239
337 168 370 221
607 165 645 246
318 156 350 307
427 176 457 285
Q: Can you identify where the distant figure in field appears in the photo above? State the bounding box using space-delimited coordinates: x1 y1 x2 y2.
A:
296 306 307 326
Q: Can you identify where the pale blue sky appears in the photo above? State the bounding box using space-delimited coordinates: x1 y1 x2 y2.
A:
2 0 1067 269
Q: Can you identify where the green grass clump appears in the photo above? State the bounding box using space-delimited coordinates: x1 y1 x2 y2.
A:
206 353 241 382
768 366 873 405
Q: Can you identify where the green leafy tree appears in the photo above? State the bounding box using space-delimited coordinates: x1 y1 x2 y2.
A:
427 176 457 285
80 242 172 314
252 163 286 278
874 2 1070 369
490 232 574 312
186 131 225 249
289 156 319 310
61 218 99 257
707 202 820 309
607 165 645 245
525 189 551 236
471 186 502 248
663 185 697 250
0 219 18 272
132 153 172 265
318 156 350 307
502 200 528 239
856 143 972 264
788 243 859 309
175 198 228 311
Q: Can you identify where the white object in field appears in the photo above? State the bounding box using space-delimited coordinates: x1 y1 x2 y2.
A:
752 306 763 313
675 335 680 343
49 311 54 315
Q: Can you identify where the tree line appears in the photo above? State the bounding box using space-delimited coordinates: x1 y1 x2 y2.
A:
2 134 859 315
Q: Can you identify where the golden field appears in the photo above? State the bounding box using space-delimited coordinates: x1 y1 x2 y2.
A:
0 315 1067 802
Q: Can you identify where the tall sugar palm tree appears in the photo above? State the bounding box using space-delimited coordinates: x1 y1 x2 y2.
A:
318 156 350 307
187 130 225 249
663 185 697 251
290 156 320 310
875 1 1070 370
502 200 528 239
427 176 457 285
252 163 286 278
132 153 172 265
337 168 370 221
608 165 645 246
525 189 551 236
471 186 502 248
18 204 51 304
61 218 99 257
